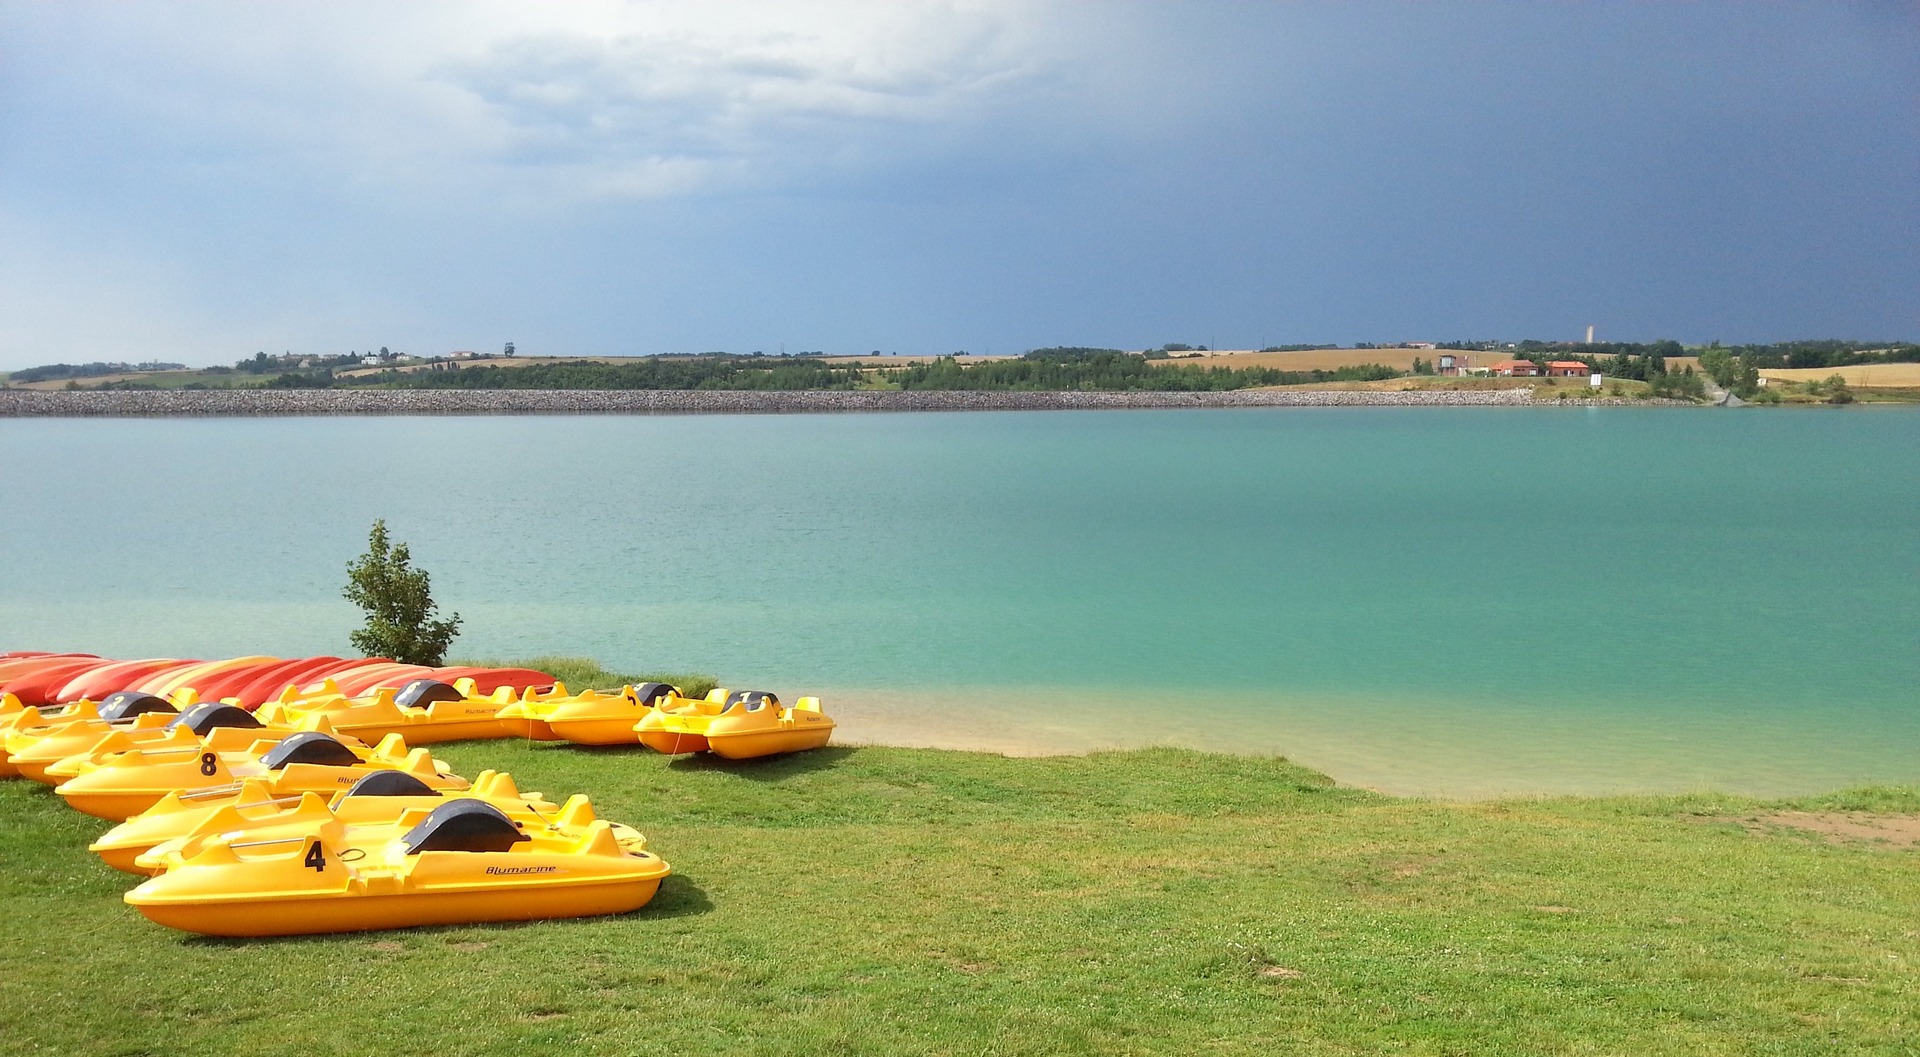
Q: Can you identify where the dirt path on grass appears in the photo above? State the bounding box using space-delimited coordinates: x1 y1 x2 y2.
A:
1723 812 1920 848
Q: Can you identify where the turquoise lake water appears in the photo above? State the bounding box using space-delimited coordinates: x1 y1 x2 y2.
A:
2 407 1915 796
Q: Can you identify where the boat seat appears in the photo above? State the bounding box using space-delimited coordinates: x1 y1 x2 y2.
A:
633 682 674 705
259 732 360 769
395 679 464 709
400 800 529 855
724 690 780 712
168 703 264 735
98 692 177 723
344 770 440 798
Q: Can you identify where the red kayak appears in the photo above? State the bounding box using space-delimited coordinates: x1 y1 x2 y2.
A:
2 657 117 705
3 653 556 708
226 656 347 709
329 663 439 697
448 667 556 695
0 653 100 688
287 659 397 698
425 666 498 688
166 657 290 703
210 657 334 708
122 659 225 698
57 658 190 704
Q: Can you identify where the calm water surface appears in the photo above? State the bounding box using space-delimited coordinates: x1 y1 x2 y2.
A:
2 407 1914 796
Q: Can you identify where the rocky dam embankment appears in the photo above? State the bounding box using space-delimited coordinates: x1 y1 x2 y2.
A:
0 387 1540 417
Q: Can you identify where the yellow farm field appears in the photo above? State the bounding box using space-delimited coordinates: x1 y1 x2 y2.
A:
11 370 227 390
1149 348 1471 371
1760 364 1920 388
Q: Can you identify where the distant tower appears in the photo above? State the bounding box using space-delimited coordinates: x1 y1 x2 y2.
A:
1585 325 1595 344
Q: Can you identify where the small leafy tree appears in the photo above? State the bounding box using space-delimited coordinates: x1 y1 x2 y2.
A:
343 519 461 665
1698 347 1736 387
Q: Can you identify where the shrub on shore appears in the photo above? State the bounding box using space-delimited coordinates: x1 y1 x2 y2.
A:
342 519 461 665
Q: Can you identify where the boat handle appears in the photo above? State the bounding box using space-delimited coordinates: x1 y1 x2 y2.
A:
225 836 309 850
175 783 248 801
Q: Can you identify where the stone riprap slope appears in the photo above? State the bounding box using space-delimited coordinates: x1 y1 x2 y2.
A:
0 387 1541 417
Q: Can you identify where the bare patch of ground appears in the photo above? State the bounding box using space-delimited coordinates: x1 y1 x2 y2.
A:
1151 348 1443 371
1718 812 1920 848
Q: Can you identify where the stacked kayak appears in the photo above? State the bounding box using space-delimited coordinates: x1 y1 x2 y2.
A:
636 690 836 760
0 653 555 709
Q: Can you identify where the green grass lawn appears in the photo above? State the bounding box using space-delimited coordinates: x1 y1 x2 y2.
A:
1 738 1915 1056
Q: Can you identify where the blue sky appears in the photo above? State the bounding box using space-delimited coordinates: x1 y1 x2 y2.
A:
1 1 1914 369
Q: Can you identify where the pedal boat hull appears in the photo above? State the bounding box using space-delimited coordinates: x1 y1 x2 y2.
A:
125 819 669 937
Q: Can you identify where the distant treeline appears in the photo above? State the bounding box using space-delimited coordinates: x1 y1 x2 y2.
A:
1699 340 1918 370
374 356 866 391
891 349 1399 391
7 361 185 383
351 349 1400 392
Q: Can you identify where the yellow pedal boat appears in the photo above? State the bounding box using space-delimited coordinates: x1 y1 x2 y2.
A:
55 730 463 821
4 691 186 783
1 694 157 777
632 689 734 755
0 693 22 777
137 773 645 876
634 690 835 759
91 768 548 875
30 702 301 786
125 799 670 936
257 678 519 745
490 682 566 740
11 709 179 784
497 682 682 745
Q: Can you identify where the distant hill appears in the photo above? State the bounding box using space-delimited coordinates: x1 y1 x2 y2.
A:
7 361 186 384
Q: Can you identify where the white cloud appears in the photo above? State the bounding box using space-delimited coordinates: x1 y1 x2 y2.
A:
3 1 1204 212
1 1 1062 205
427 3 1048 200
